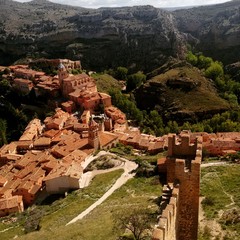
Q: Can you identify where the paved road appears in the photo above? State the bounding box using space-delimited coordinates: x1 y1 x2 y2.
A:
66 153 138 225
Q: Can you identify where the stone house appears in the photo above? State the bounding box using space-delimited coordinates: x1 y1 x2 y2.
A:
44 108 70 130
13 78 33 94
43 161 83 194
0 195 24 217
61 101 76 113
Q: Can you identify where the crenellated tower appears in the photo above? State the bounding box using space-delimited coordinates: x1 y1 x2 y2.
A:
167 133 202 240
153 133 202 240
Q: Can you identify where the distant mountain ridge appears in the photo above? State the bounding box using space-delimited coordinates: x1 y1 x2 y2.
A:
0 0 239 70
174 0 240 64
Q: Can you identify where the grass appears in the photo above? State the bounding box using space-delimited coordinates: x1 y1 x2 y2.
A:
151 66 229 112
42 169 124 226
93 73 122 94
202 156 225 163
200 164 240 238
0 169 123 240
1 166 162 240
198 226 212 240
21 176 161 240
110 143 166 164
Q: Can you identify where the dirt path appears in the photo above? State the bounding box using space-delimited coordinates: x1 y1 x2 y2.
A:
66 153 138 225
79 159 125 189
199 163 236 240
201 162 227 168
199 197 224 239
0 226 15 233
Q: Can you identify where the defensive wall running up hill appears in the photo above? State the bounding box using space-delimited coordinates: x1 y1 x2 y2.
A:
153 133 202 240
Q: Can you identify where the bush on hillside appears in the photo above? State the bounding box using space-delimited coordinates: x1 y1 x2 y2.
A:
220 208 240 225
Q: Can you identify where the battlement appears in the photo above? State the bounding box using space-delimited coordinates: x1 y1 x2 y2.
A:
168 134 197 158
152 184 179 240
167 135 202 179
153 133 202 240
176 135 202 172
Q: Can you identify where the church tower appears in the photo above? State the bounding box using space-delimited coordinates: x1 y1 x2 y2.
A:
58 63 68 89
88 117 99 150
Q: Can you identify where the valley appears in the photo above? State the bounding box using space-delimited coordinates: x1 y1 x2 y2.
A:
0 1 240 240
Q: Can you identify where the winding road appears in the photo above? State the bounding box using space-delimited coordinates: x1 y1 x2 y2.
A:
66 158 229 226
66 151 138 225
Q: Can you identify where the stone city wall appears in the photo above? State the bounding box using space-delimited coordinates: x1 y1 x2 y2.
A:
153 134 202 240
152 184 179 240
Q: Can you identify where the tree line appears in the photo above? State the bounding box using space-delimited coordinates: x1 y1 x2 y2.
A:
186 51 240 106
109 87 240 136
109 53 240 136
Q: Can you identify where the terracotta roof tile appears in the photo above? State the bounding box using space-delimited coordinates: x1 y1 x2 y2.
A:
62 149 87 164
29 184 42 195
98 131 118 148
43 129 61 138
0 142 18 154
0 195 23 210
0 175 8 187
33 137 51 147
16 140 33 148
42 159 58 171
16 162 36 179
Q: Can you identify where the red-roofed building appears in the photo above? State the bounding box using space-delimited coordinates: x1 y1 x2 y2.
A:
19 119 43 141
43 161 83 194
44 108 70 130
61 100 76 113
0 195 24 217
13 78 33 94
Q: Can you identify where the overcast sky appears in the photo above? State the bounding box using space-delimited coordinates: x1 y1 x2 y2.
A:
15 0 230 9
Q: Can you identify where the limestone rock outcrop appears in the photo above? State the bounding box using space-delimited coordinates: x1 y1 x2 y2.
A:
225 62 240 81
0 2 187 71
173 0 240 64
0 1 239 70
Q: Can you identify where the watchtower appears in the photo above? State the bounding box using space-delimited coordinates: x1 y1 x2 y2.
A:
166 133 202 240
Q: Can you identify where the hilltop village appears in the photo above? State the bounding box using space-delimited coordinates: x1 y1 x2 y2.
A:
0 59 240 220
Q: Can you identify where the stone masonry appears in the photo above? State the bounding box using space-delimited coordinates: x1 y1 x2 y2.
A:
153 133 202 240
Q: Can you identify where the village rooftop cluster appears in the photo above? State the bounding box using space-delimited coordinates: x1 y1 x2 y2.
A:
0 59 166 217
0 59 240 217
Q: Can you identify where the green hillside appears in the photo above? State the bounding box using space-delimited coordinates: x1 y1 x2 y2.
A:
135 63 230 122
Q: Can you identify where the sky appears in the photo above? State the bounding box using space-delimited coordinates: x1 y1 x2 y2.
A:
14 0 230 9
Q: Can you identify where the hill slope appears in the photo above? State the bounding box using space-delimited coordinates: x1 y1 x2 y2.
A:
134 63 230 122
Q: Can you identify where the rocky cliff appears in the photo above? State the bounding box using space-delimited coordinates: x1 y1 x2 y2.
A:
173 0 240 64
0 0 239 71
225 62 240 80
0 1 187 71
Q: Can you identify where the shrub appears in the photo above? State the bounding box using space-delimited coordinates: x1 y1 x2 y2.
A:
220 208 240 225
116 67 128 80
205 62 224 81
24 208 44 233
186 51 198 66
202 196 215 206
